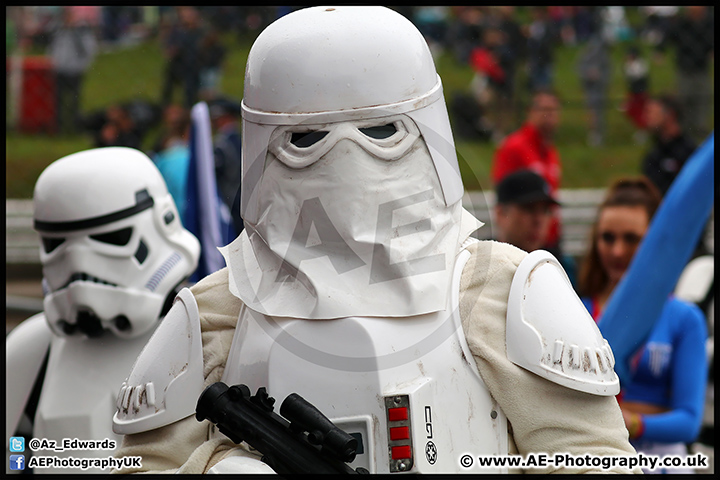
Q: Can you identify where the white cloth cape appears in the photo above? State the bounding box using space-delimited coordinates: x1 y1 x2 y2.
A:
220 130 483 319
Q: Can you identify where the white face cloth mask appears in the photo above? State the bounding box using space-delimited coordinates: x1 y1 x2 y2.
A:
220 115 482 319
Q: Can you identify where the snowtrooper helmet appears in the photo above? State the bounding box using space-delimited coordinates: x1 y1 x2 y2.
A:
33 147 200 339
222 6 479 320
240 5 464 225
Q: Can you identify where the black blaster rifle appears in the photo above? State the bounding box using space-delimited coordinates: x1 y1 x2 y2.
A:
196 382 369 474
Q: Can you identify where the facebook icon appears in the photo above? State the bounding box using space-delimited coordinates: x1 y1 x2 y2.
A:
9 454 25 471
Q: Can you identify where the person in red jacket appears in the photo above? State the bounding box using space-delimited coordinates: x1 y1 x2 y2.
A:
491 88 563 255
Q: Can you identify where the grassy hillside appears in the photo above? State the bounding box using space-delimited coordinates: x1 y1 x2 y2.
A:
5 22 712 198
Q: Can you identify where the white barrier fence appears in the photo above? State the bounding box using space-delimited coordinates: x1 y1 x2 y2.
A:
7 190 610 265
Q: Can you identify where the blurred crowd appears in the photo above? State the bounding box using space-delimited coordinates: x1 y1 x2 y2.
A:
415 6 714 146
5 6 279 54
6 6 271 232
5 6 282 134
5 6 714 145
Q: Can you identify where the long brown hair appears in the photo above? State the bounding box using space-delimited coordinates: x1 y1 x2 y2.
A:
577 176 662 298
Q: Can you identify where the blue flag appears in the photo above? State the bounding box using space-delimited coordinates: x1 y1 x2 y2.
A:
185 102 236 282
599 133 714 386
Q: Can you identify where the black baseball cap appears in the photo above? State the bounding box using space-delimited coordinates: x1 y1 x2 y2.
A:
496 170 560 206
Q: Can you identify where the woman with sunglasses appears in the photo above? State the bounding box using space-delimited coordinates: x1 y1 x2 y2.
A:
577 176 708 474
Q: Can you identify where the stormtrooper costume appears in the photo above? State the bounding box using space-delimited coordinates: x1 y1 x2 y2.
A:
5 147 200 474
112 7 639 474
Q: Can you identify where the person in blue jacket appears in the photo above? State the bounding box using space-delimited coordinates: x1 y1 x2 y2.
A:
577 176 708 474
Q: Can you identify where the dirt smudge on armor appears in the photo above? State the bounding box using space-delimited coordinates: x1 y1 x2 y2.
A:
582 350 592 372
417 360 426 377
596 351 605 372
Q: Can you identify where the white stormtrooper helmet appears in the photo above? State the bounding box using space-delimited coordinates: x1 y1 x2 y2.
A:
221 6 481 319
33 147 201 339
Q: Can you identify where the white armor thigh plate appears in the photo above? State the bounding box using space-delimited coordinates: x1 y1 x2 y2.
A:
32 328 155 474
219 248 508 473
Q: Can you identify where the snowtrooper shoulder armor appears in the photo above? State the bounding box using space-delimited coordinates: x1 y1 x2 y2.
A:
506 250 620 396
112 288 204 434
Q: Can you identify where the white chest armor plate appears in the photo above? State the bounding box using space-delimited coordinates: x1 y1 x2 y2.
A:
33 328 155 474
219 246 508 473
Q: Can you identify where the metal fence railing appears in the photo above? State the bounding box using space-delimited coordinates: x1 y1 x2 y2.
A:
6 190 611 266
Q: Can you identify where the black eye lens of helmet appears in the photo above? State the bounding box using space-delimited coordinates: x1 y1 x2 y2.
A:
290 131 329 148
90 227 133 246
42 237 65 253
359 123 398 139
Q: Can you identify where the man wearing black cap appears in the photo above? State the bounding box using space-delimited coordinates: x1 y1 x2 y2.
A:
494 169 577 286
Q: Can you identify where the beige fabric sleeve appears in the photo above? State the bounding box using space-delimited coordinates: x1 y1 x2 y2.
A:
459 240 641 474
113 267 255 474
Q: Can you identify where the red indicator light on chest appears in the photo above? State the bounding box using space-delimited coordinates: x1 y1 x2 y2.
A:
388 407 408 422
390 426 410 440
391 445 412 460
